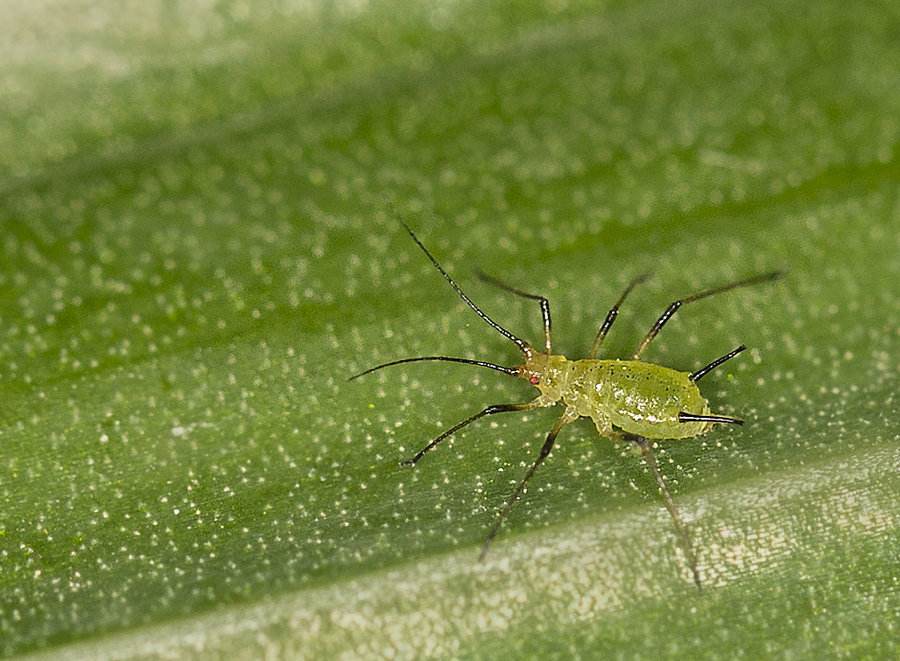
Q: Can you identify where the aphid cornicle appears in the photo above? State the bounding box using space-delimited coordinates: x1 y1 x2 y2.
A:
351 222 783 588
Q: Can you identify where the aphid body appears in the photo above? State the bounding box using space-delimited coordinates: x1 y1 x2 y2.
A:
522 355 711 440
352 222 782 588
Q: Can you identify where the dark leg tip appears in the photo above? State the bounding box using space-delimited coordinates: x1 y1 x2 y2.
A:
400 456 419 467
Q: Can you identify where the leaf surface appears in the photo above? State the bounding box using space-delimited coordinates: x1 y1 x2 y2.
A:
2 1 898 658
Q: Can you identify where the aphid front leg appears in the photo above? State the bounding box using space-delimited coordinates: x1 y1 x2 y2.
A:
625 434 702 590
477 270 553 354
479 407 578 560
402 399 545 466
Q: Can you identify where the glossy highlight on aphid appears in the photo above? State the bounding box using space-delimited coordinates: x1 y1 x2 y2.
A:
351 222 784 589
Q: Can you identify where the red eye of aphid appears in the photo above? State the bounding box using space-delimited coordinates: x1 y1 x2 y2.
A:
529 375 540 385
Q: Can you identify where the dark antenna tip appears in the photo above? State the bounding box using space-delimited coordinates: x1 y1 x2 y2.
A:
633 272 652 285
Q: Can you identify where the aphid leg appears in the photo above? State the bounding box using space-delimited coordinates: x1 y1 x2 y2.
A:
632 271 784 359
402 400 542 466
479 409 576 560
627 434 702 590
588 273 650 358
477 270 553 353
689 345 746 382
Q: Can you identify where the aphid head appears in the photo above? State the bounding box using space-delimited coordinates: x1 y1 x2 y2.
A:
517 351 567 400
518 350 548 385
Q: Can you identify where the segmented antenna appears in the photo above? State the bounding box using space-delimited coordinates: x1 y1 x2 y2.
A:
348 356 517 381
401 222 531 355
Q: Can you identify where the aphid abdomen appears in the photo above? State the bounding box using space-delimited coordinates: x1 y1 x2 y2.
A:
591 360 711 439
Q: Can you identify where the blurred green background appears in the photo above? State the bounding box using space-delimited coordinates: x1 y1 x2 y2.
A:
1 0 897 658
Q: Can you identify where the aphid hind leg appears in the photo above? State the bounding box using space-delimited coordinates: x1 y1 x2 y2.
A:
402 400 543 466
479 408 577 560
633 271 783 359
477 270 553 354
626 434 702 590
588 273 650 358
690 344 746 382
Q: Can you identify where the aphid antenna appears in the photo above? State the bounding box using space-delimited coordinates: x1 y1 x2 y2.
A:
348 356 518 381
400 221 532 356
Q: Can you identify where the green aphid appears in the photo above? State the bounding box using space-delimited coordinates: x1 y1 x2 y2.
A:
352 223 783 588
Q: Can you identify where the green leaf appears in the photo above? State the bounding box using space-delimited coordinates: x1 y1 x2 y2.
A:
2 1 897 658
